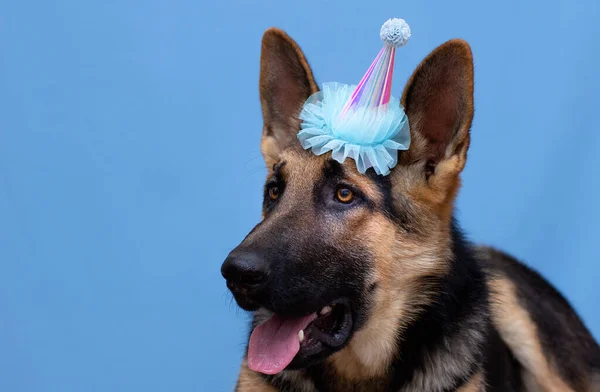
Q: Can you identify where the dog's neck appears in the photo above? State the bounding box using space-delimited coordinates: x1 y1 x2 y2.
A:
262 224 491 392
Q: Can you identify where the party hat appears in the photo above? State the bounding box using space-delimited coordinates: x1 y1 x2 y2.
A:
297 18 411 176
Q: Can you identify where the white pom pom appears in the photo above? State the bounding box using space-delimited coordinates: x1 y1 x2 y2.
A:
380 18 411 48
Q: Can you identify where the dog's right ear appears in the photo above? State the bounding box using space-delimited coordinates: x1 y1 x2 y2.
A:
259 28 318 169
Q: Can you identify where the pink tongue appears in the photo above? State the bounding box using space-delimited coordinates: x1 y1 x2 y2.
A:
248 313 317 375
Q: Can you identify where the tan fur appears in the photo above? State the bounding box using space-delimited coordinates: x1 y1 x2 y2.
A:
237 361 278 392
259 28 318 169
344 170 386 206
488 276 575 392
397 39 474 223
592 374 600 392
233 26 598 392
258 149 460 385
249 30 480 389
400 39 474 168
405 155 463 222
326 148 467 381
328 183 452 380
457 371 484 392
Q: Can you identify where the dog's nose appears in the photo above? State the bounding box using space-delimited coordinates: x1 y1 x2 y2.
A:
221 251 269 294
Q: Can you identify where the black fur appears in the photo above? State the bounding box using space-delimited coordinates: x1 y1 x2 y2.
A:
226 27 600 392
227 159 600 391
228 179 600 391
227 159 376 369
387 223 488 390
315 160 376 213
365 168 416 233
481 326 523 392
484 248 600 391
255 222 527 391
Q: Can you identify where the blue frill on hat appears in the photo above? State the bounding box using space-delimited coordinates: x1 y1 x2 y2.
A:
297 82 410 176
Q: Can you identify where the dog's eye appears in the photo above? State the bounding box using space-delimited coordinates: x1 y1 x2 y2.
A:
268 186 280 201
335 187 354 203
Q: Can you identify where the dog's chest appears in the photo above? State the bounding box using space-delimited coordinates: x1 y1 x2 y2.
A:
270 371 455 392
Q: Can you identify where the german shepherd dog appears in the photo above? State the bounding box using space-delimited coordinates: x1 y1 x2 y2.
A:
221 27 600 391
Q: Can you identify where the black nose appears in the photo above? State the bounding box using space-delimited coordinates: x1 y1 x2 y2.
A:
221 251 269 295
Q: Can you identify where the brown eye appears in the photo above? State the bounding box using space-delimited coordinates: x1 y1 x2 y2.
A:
268 186 280 200
336 187 354 203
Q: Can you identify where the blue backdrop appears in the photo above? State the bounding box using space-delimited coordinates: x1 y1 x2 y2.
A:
1 1 598 391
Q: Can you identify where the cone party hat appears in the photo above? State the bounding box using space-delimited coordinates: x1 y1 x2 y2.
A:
298 18 411 176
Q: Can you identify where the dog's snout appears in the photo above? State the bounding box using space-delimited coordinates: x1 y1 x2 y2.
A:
221 251 269 294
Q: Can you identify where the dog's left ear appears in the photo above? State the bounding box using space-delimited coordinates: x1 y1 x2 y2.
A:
401 39 474 176
395 39 474 214
259 28 318 169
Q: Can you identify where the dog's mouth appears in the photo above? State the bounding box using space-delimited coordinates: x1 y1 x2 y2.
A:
247 299 353 375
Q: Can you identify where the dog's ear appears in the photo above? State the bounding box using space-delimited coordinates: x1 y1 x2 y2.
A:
401 39 474 176
259 28 318 168
394 39 474 217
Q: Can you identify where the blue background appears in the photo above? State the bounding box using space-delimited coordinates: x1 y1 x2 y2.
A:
1 0 598 391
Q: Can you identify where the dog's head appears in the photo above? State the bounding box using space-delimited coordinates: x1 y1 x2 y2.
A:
221 28 474 377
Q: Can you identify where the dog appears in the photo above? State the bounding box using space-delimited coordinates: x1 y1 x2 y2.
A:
220 27 600 391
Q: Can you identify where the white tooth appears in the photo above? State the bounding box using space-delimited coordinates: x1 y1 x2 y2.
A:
320 306 332 316
298 329 305 343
